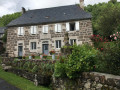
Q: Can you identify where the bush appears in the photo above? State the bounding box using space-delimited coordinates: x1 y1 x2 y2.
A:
96 41 120 75
54 44 98 79
65 44 98 78
31 65 39 73
54 61 66 78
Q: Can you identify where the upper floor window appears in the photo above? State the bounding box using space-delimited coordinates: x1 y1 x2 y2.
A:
55 24 62 32
31 42 36 50
31 26 37 35
43 25 48 34
18 27 24 36
66 21 80 31
70 39 76 45
56 40 61 48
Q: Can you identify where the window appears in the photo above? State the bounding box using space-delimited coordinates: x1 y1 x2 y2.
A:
70 23 75 31
31 26 37 34
43 25 48 33
66 22 80 31
55 24 62 32
56 40 61 48
18 27 24 36
70 39 76 45
31 42 36 50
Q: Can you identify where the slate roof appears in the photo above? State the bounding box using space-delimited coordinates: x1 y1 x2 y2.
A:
7 5 92 27
0 27 6 34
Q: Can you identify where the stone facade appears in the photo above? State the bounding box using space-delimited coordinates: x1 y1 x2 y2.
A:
52 72 120 90
6 20 93 57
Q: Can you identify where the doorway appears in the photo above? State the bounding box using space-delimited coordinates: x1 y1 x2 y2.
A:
43 44 49 55
18 46 23 57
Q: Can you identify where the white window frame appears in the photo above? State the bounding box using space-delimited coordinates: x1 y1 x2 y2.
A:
31 26 37 35
55 24 62 32
31 42 37 50
56 40 61 49
18 27 24 36
70 39 76 45
43 25 48 34
75 21 80 31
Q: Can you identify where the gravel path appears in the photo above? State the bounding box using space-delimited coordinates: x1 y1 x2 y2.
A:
0 78 20 90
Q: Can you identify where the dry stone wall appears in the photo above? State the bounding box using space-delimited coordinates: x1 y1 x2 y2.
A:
52 72 120 90
6 20 93 57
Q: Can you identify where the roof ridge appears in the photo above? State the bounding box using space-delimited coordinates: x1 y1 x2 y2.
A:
27 4 79 12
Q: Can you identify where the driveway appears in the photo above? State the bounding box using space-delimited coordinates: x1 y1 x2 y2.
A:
0 78 20 90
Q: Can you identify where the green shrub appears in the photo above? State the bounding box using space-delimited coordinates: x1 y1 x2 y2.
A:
96 41 120 75
65 44 98 78
31 65 39 73
54 44 98 79
54 61 66 78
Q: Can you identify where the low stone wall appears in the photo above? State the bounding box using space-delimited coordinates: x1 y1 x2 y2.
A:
52 72 120 90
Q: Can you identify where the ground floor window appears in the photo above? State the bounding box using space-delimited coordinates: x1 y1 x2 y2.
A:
56 40 61 48
70 39 76 45
31 42 36 50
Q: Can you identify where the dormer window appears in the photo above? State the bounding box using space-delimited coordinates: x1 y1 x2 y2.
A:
31 26 37 35
70 22 75 31
18 27 24 36
66 21 80 31
55 24 62 32
43 25 48 34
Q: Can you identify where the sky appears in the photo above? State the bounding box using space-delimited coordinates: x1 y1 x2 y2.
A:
0 0 119 17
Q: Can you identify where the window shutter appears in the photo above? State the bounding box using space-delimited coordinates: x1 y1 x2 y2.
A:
75 21 80 31
55 24 58 32
34 26 37 34
31 26 34 34
66 23 70 31
18 27 20 35
21 27 24 35
45 25 48 33
58 24 61 32
42 26 45 33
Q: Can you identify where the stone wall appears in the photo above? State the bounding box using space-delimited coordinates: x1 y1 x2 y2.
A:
52 72 120 90
6 19 93 57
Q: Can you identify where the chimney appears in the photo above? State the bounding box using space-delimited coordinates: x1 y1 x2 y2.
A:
22 7 26 14
80 0 84 10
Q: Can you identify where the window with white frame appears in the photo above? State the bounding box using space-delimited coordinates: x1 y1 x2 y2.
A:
55 24 62 32
18 27 24 36
70 39 76 45
66 21 80 31
43 25 48 34
31 26 37 34
31 42 36 50
56 40 61 48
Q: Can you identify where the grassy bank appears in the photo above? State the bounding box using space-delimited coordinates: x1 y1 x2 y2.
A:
0 56 51 90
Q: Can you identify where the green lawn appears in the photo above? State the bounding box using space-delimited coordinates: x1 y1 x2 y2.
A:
0 56 51 90
16 56 59 60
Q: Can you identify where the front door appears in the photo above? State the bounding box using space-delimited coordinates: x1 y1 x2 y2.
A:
18 46 23 57
43 44 49 55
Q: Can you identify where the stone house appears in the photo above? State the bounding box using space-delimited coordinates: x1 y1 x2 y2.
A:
6 0 93 57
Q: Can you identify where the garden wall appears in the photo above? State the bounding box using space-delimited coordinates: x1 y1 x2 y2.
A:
52 72 120 90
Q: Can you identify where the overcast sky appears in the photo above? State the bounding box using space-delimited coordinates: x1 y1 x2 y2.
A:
0 0 119 17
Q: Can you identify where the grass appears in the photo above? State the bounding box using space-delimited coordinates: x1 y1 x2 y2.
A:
16 56 59 60
0 56 51 90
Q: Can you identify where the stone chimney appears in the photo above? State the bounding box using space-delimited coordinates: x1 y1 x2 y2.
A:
22 7 26 14
80 0 84 10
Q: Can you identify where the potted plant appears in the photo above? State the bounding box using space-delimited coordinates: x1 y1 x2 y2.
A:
43 54 47 59
49 50 55 60
31 54 35 59
40 53 43 59
29 54 32 59
22 55 26 59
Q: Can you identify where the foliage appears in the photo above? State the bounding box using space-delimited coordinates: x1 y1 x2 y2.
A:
49 50 55 55
54 61 66 78
85 1 120 38
95 41 120 75
110 32 120 41
65 44 98 78
43 54 48 59
54 44 98 79
31 65 39 73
